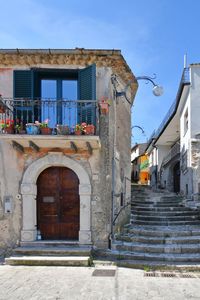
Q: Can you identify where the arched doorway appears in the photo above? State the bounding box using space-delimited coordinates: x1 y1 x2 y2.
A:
173 162 180 193
20 153 92 244
37 167 80 240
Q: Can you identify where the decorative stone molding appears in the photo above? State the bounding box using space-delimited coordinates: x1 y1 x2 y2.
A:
21 230 37 242
21 183 37 196
79 230 92 245
21 153 92 243
0 49 138 99
79 184 91 195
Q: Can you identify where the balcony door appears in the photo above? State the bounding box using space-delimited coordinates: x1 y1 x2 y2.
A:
13 65 96 127
41 79 77 128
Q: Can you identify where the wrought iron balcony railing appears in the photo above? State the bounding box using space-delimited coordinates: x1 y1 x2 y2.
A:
0 98 99 135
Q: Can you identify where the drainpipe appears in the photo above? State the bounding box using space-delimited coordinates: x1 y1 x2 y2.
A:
109 86 117 249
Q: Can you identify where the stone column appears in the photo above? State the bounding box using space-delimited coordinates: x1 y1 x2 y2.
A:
21 183 37 242
79 184 92 244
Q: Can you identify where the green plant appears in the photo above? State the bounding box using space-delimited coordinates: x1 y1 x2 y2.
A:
35 119 49 128
75 122 87 132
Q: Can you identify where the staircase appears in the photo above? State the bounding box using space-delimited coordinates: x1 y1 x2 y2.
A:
110 185 200 270
5 241 91 266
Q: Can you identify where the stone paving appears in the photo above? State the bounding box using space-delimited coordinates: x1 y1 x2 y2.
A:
0 265 200 300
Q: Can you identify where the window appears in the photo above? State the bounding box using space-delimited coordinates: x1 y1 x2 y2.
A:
186 184 188 195
13 65 96 127
184 109 188 135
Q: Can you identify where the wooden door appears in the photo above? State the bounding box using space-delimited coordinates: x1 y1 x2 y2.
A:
173 162 180 193
37 167 80 240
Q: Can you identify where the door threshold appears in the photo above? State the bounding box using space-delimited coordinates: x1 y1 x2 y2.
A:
21 240 79 246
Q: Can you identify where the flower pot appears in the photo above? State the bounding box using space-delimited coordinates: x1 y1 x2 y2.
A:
84 125 95 135
75 130 82 135
18 130 26 134
26 124 39 135
40 127 52 135
99 102 109 114
4 127 14 134
57 125 70 135
0 106 5 113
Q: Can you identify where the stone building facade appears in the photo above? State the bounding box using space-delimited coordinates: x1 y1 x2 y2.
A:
0 49 137 255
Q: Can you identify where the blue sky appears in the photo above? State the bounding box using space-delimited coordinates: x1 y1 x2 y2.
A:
1 0 200 144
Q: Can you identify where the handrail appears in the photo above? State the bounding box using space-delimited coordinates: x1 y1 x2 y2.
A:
108 201 131 249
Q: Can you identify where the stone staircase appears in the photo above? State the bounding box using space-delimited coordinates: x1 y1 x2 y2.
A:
5 241 91 266
110 185 200 270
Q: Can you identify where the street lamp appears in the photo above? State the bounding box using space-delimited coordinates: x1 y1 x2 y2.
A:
136 75 164 97
113 74 164 102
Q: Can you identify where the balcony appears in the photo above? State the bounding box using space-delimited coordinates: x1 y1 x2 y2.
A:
162 142 180 166
0 98 100 153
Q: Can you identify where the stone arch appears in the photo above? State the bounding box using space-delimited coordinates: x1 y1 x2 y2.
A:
20 153 92 245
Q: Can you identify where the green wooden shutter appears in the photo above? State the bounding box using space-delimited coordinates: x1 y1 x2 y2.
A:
78 64 96 125
13 70 34 124
14 70 33 98
78 64 96 100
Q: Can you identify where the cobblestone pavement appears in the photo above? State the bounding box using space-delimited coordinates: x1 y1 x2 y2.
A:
0 265 200 300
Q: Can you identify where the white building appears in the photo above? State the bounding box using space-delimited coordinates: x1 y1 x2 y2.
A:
147 65 200 199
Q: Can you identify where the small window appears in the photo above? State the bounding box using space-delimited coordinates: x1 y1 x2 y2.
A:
186 184 188 195
184 109 188 135
120 192 124 207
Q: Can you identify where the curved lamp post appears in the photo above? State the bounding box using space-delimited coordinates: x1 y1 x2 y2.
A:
136 75 164 97
131 125 145 135
114 74 164 102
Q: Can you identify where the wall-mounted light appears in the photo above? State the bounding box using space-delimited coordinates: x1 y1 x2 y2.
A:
113 74 164 102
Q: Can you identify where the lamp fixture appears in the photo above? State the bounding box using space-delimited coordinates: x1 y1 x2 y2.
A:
113 74 164 101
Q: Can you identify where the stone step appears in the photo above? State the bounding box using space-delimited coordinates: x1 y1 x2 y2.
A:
131 215 200 222
160 196 184 201
20 241 80 247
127 226 200 237
131 206 190 212
115 234 200 245
13 246 91 257
131 219 200 226
115 259 200 271
106 250 200 262
132 202 185 208
132 199 183 204
131 210 199 216
5 256 90 266
113 242 200 254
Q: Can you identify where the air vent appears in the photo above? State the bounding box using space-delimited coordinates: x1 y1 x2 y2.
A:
92 269 116 277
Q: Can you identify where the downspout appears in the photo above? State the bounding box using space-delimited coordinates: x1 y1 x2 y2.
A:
109 74 134 249
109 83 117 249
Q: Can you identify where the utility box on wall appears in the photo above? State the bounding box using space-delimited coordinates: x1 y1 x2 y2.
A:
4 196 13 214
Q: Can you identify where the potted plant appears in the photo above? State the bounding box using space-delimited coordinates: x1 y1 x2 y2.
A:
57 124 70 135
75 124 83 135
38 119 52 135
26 123 40 135
0 119 14 134
83 124 95 135
15 122 26 134
99 97 110 114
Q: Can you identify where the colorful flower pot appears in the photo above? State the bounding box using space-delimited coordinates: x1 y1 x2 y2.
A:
99 102 109 114
26 124 39 135
75 130 82 135
40 127 52 135
84 125 95 135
